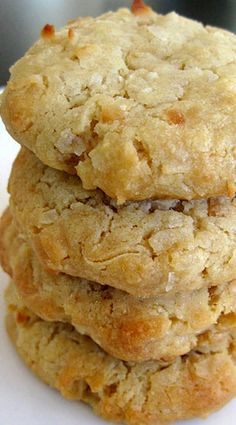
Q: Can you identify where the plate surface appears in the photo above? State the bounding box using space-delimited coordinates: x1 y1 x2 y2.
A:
0 116 235 425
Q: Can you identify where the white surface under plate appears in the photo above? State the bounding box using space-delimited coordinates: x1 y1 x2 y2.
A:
0 118 235 425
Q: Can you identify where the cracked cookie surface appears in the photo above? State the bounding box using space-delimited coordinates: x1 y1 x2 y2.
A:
2 211 236 362
6 284 236 425
8 149 236 297
2 7 236 202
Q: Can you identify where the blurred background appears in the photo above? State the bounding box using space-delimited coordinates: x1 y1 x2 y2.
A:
0 0 236 85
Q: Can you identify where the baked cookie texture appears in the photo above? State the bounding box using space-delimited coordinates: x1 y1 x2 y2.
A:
2 6 236 202
8 149 236 297
2 209 236 362
6 284 236 425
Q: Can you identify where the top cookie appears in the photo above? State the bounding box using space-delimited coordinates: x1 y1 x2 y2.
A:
2 4 236 202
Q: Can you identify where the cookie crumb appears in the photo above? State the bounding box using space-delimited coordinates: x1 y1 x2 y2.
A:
131 0 151 15
68 28 75 41
16 310 30 324
227 182 236 198
41 24 55 39
166 110 185 125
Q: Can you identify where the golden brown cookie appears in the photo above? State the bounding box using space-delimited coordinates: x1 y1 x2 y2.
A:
8 149 236 297
2 6 236 202
6 284 236 425
2 209 236 362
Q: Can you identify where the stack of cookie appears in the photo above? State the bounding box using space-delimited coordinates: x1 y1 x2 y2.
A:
1 1 236 424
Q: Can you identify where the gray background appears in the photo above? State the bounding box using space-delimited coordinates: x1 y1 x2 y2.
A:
0 0 236 85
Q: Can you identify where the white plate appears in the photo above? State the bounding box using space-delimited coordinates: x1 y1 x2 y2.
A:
0 117 235 425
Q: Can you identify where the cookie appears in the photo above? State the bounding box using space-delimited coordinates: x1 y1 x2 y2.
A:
8 149 236 297
2 210 236 362
2 5 236 202
6 284 236 425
